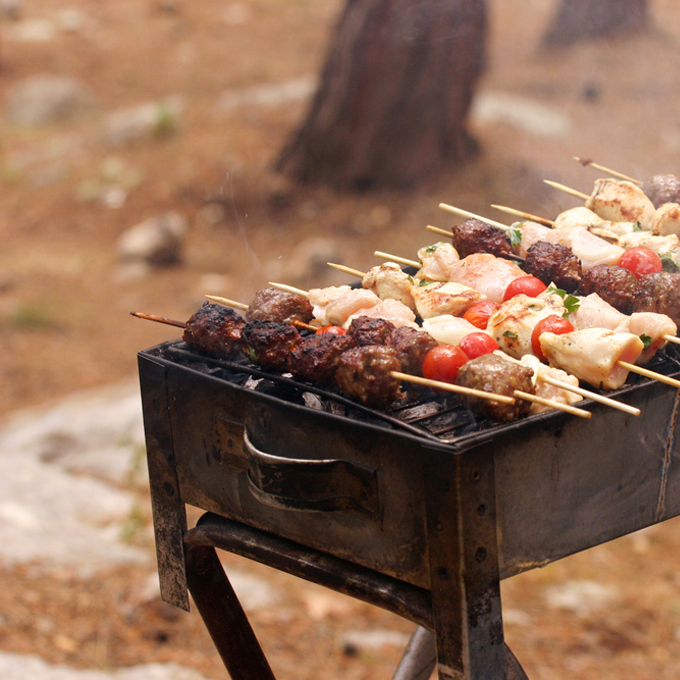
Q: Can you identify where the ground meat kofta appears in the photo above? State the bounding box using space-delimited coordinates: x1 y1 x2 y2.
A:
241 320 301 370
642 174 680 209
182 302 246 357
289 333 356 385
524 241 582 292
245 287 314 324
386 326 438 376
456 353 534 422
335 345 403 409
577 264 638 314
452 218 513 259
347 316 396 346
633 272 680 327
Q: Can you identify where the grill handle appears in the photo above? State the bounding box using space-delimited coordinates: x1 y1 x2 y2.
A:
242 430 380 518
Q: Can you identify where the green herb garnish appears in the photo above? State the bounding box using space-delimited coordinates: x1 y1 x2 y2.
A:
408 275 415 285
640 334 652 351
546 285 580 317
425 242 442 254
419 278 433 287
633 221 643 232
661 255 680 273
508 227 522 248
503 330 519 339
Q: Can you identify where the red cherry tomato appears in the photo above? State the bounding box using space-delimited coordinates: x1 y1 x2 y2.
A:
462 300 501 330
422 345 469 385
617 246 663 279
459 332 499 360
315 325 347 335
531 315 575 362
503 276 548 301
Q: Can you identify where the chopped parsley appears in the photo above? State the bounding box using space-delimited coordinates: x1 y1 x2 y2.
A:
633 221 643 232
661 255 680 273
425 242 442 254
508 227 522 248
640 334 653 351
503 330 519 339
408 275 415 285
546 285 580 317
418 278 433 287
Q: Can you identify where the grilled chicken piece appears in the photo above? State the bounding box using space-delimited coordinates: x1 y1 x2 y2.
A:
345 298 418 329
362 262 416 311
308 285 352 326
487 292 567 360
649 203 680 237
416 242 460 281
516 221 553 258
585 179 656 229
325 289 381 327
617 312 677 365
411 281 484 319
569 292 627 330
421 314 486 346
446 253 526 304
553 206 605 231
539 327 644 390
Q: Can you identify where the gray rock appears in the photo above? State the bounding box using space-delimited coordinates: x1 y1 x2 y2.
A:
0 0 20 20
284 236 343 284
5 74 95 126
118 212 187 266
103 97 184 147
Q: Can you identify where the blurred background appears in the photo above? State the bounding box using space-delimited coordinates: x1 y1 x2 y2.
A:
1 0 680 678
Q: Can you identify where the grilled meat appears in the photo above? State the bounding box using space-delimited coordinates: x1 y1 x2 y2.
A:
452 218 513 259
182 302 246 357
416 242 460 281
586 179 656 229
633 272 680 327
347 316 396 346
577 264 638 314
289 333 356 385
241 320 301 370
246 287 314 325
524 241 582 292
362 262 416 311
335 346 403 408
456 353 534 422
386 326 438 376
642 174 680 209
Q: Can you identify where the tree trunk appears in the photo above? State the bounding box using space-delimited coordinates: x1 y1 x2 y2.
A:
543 0 649 48
275 0 487 191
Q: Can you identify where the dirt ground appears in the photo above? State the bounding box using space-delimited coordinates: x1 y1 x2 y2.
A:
3 0 680 678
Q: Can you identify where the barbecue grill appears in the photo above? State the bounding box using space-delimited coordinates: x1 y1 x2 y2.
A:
138 337 680 680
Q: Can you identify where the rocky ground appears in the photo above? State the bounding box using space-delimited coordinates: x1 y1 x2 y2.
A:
3 0 680 678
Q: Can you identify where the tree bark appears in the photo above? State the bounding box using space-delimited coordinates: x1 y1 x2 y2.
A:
543 0 649 48
275 0 487 191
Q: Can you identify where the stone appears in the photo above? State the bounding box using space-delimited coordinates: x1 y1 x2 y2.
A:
5 74 95 126
103 97 184 147
118 212 187 266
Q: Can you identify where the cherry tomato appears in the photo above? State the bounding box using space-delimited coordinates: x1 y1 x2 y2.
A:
315 324 347 335
531 315 575 362
422 345 469 385
462 300 501 330
503 276 548 301
617 246 663 279
459 332 499 360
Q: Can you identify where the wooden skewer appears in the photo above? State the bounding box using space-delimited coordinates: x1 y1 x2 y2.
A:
131 311 186 328
537 374 640 416
544 180 590 201
513 390 591 418
618 361 680 390
205 294 249 310
426 224 452 238
663 335 680 345
267 282 309 298
328 262 366 278
373 251 421 268
439 203 511 232
391 371 515 404
574 157 642 185
490 204 555 227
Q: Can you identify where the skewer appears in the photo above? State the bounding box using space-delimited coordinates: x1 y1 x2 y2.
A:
426 224 452 238
574 157 642 185
391 371 515 404
512 390 591 419
328 262 366 278
438 203 511 232
373 251 421 268
618 361 680 390
267 282 309 298
130 311 186 328
537 374 640 416
490 205 554 227
544 180 589 201
663 335 680 345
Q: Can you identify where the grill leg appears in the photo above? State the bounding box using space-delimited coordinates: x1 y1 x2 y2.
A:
185 543 276 680
392 626 437 680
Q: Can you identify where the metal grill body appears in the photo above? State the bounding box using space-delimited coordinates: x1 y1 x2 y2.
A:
138 340 680 679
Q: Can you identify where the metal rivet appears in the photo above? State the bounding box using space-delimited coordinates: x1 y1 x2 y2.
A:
163 482 175 497
475 547 487 562
477 504 486 516
436 522 443 531
437 566 449 579
471 469 481 482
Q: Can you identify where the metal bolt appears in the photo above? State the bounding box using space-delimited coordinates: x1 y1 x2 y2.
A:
475 547 487 562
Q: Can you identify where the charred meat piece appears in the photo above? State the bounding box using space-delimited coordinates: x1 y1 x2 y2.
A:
335 346 403 409
386 326 438 376
524 241 582 292
183 302 246 357
246 287 314 324
289 333 356 385
633 272 680 327
456 353 534 423
577 264 638 314
642 174 680 209
241 320 301 370
347 316 396 346
452 218 513 259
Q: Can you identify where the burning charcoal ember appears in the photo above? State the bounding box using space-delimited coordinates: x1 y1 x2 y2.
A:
347 315 396 346
386 326 438 376
578 264 638 314
643 174 680 209
182 302 246 357
289 333 356 385
524 241 582 292
633 272 680 327
456 353 534 422
241 320 301 370
335 345 403 409
245 287 314 324
452 218 513 259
